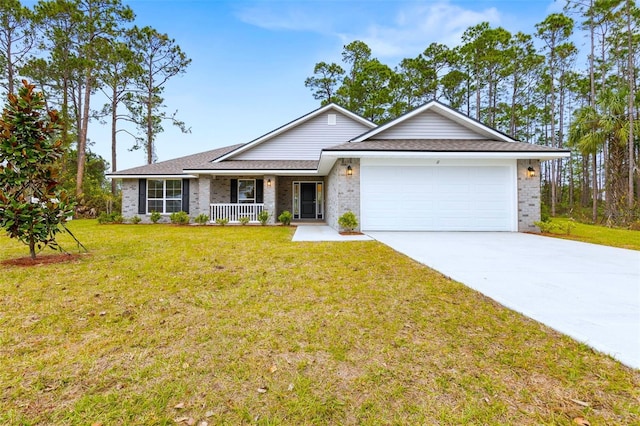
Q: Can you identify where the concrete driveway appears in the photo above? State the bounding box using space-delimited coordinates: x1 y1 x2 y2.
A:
367 232 640 369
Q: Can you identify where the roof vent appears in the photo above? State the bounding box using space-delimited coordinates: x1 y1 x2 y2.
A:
328 114 336 125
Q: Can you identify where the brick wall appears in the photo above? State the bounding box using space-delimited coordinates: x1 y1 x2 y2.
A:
263 174 276 224
121 179 138 218
121 178 201 223
197 176 211 216
277 176 294 215
326 158 360 231
517 159 541 232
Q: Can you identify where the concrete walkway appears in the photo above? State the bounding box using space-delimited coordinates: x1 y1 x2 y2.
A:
292 225 372 242
367 232 640 369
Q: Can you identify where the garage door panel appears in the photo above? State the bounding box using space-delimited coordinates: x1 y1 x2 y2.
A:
361 162 515 231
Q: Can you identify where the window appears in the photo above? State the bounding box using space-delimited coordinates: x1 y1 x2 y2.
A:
238 179 255 203
147 179 182 213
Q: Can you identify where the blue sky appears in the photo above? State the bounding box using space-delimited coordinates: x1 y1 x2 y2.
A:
91 0 567 170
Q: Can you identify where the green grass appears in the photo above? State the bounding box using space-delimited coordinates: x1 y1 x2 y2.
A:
542 217 640 250
1 221 638 425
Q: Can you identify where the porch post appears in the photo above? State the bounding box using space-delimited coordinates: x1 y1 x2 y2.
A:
198 176 211 220
264 174 276 224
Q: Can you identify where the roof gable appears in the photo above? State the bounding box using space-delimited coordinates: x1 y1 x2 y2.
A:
352 101 517 143
216 103 375 162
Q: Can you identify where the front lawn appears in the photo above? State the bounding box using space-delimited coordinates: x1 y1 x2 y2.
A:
1 221 638 425
541 217 640 250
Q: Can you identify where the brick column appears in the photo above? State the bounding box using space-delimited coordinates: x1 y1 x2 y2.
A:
198 176 211 220
264 175 276 224
326 159 361 231
517 159 541 232
121 179 138 218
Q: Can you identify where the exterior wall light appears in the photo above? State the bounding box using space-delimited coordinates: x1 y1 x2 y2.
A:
527 166 536 178
267 178 272 187
347 165 353 176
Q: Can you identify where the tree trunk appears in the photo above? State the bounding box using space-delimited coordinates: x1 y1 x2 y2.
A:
569 156 574 211
29 235 36 260
592 151 598 222
626 0 635 210
510 75 518 137
146 94 153 164
6 32 14 95
76 69 92 198
549 48 557 216
111 86 118 195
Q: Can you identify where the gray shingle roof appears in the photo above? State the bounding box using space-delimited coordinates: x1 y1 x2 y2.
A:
325 139 570 153
109 138 569 177
109 144 243 175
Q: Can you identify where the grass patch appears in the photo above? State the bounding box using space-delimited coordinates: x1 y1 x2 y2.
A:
1 221 638 425
541 218 640 250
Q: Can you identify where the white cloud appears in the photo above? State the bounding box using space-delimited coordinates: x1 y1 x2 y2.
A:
236 1 504 59
342 2 503 58
235 4 334 34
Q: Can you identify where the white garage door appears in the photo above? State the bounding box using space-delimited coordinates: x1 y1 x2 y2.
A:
361 159 516 231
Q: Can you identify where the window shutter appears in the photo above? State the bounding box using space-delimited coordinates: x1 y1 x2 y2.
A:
230 179 238 203
256 179 264 203
138 179 146 214
182 179 190 213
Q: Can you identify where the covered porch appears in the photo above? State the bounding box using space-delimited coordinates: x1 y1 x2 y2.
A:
207 175 326 224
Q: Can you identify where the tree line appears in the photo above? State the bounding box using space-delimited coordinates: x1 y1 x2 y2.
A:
305 1 639 225
0 0 190 211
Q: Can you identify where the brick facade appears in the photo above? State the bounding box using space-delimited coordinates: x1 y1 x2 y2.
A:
121 179 138 219
517 159 541 232
263 174 276 224
120 178 201 223
326 158 360 231
122 159 541 231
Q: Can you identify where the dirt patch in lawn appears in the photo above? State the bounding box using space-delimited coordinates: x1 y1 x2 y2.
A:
1 253 83 267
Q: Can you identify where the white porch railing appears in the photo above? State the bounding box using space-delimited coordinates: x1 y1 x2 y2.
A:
210 203 264 223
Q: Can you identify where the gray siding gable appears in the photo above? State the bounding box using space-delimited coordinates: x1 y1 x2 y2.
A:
373 110 484 140
234 111 372 161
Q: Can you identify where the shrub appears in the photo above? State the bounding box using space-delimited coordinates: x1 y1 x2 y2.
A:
169 211 190 225
150 211 162 224
239 216 250 225
97 212 124 224
194 213 209 225
130 215 142 224
540 203 551 223
534 220 561 234
215 217 229 226
338 211 358 232
629 221 640 231
257 210 270 226
97 212 113 224
278 210 292 226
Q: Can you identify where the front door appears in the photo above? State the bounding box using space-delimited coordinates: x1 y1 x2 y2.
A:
300 183 316 219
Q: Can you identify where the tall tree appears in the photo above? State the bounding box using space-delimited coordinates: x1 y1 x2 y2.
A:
304 61 344 105
536 13 575 215
623 0 636 210
0 0 36 96
35 0 134 198
332 41 395 122
127 25 191 164
503 32 543 139
97 32 143 193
